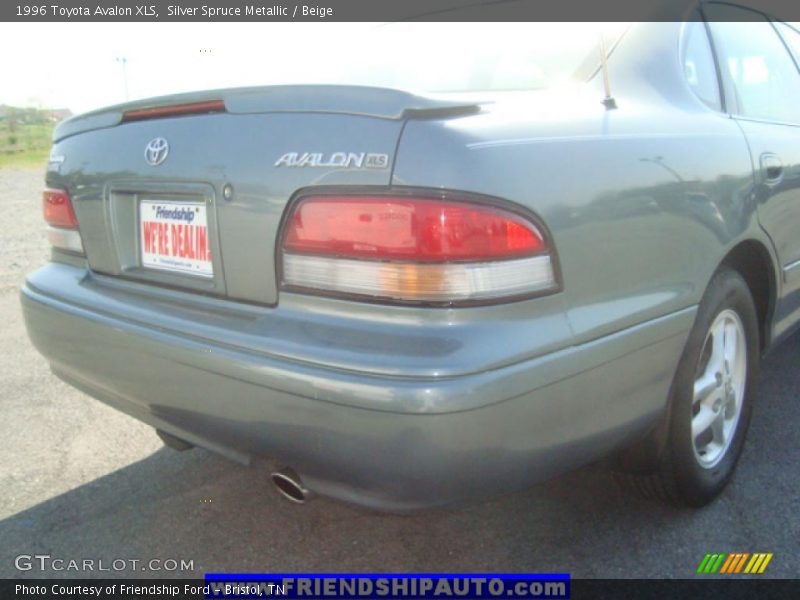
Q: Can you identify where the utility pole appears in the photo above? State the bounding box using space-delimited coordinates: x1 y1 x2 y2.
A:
115 57 129 101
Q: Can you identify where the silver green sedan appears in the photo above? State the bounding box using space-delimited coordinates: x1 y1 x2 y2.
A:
21 12 800 509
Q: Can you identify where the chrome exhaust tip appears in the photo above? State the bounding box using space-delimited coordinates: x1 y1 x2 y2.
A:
271 468 312 504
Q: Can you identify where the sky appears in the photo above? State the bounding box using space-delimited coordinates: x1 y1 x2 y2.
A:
0 22 624 116
0 22 378 114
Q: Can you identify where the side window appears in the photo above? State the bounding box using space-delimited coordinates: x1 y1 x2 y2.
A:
776 22 800 64
706 4 800 123
682 20 722 110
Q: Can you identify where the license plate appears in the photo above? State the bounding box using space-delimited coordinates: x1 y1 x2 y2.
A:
139 199 213 278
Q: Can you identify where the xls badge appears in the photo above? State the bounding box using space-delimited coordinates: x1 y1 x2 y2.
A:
274 152 389 169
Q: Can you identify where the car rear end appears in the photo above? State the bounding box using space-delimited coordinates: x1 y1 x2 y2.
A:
21 24 696 509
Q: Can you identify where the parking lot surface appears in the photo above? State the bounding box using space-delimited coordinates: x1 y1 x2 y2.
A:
1 167 797 579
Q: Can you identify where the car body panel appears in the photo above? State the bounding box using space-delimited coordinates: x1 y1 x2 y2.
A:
734 117 800 340
21 262 693 509
23 264 576 384
393 23 760 344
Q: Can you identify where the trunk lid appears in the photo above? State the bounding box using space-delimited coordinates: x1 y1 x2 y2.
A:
53 85 480 141
47 86 481 305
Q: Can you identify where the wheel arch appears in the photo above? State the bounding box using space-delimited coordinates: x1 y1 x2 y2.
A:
718 239 778 354
613 237 777 474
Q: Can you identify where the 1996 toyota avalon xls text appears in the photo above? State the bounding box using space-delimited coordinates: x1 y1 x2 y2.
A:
21 10 800 509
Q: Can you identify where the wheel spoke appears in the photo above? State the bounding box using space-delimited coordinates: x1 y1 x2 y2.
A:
724 392 737 419
707 320 726 377
693 371 719 404
711 410 726 446
692 404 717 439
723 321 738 372
703 440 724 461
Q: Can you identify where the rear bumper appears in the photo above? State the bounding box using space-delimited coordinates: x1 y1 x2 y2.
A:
21 263 695 510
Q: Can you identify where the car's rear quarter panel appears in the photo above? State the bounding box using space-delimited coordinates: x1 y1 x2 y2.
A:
393 24 763 346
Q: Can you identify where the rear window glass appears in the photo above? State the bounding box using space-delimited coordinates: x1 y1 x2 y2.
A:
324 23 628 93
707 5 800 123
776 22 800 63
681 20 722 110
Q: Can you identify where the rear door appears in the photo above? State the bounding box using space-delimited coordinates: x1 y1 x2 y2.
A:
705 4 800 333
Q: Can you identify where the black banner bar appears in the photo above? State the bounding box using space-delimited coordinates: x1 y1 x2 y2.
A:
3 0 800 22
3 579 800 600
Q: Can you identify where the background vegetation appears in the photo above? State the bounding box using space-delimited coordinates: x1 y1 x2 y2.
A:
0 107 57 169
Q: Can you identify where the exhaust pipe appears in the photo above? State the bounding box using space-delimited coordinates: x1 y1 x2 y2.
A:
271 468 312 504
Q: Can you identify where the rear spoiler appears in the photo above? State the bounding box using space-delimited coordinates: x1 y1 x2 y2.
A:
53 85 485 142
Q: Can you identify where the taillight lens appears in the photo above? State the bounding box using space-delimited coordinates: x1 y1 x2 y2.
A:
281 194 557 304
43 188 84 254
43 188 77 228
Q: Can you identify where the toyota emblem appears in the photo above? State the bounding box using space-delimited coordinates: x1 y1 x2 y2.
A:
144 137 169 166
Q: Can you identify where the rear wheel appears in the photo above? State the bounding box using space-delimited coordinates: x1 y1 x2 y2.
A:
622 267 759 506
690 308 747 470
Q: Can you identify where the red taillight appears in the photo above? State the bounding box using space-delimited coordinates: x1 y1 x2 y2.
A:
284 196 546 262
43 187 84 254
281 194 557 304
43 188 78 229
122 100 226 122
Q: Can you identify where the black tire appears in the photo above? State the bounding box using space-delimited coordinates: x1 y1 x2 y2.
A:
621 267 760 506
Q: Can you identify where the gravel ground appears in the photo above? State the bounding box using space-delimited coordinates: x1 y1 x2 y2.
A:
0 167 798 579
